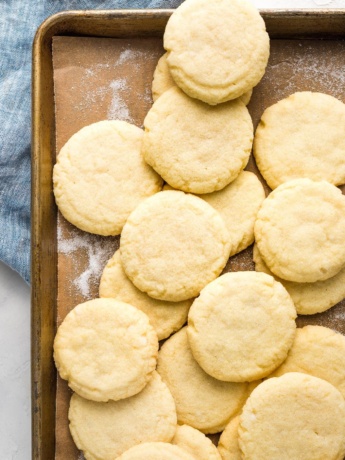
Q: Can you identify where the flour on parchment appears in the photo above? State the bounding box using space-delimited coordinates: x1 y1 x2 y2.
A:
58 226 116 298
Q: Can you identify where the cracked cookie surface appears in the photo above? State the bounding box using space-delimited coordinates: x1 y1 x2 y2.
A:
163 0 269 104
239 373 345 460
143 87 253 194
255 179 345 283
53 120 162 235
120 190 231 302
187 271 296 382
54 298 158 402
69 372 177 460
254 92 345 189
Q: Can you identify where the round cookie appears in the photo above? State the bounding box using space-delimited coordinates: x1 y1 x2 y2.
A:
152 53 176 102
118 442 195 460
143 87 253 194
163 171 265 255
164 0 269 105
218 416 241 460
253 243 345 315
99 251 191 340
53 120 162 236
239 373 345 460
254 179 345 283
187 271 296 382
152 53 253 106
157 327 248 434
53 298 158 402
69 372 177 460
239 88 253 107
270 326 345 398
120 190 231 302
172 425 221 460
254 92 345 189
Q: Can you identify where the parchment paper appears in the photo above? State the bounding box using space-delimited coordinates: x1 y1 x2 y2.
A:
53 35 345 459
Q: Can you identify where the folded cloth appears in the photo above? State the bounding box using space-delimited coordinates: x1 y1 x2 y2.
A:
0 0 181 284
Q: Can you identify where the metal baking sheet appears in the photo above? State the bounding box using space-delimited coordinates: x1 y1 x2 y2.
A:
32 9 345 459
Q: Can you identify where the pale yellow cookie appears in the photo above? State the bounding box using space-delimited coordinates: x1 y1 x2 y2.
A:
69 371 177 460
187 271 296 382
217 382 261 460
239 88 253 106
143 87 253 194
118 442 195 460
152 53 176 102
53 120 162 236
99 251 191 340
253 243 345 315
163 172 265 255
157 327 248 434
218 416 241 460
270 326 345 398
254 92 345 189
164 0 269 105
152 53 253 106
120 191 231 302
53 298 158 402
255 179 345 283
172 425 221 460
201 171 265 255
239 373 345 460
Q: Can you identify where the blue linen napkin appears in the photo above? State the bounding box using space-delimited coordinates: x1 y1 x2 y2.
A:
0 0 181 284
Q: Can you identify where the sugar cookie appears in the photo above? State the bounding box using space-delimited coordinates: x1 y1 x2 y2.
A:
99 251 191 340
118 442 194 460
53 120 162 235
253 243 345 315
187 271 296 382
172 425 221 460
164 0 269 104
200 171 265 255
143 87 253 194
152 53 253 105
120 191 231 302
239 373 345 460
217 382 261 460
270 326 345 398
152 53 176 102
255 179 345 283
53 298 158 402
69 372 177 460
254 92 345 189
157 327 248 434
218 416 241 460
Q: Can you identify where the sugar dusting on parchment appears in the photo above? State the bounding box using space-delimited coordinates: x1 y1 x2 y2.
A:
73 48 155 126
58 226 116 299
107 79 132 121
257 41 345 106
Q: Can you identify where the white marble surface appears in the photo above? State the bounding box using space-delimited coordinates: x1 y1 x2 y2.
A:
1 1 345 458
0 262 30 459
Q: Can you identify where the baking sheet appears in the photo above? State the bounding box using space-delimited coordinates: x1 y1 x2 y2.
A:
53 34 345 458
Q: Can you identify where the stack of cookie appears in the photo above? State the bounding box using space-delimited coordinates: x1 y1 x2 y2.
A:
52 0 345 458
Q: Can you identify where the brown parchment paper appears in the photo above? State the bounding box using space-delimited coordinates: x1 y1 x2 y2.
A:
53 36 345 459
